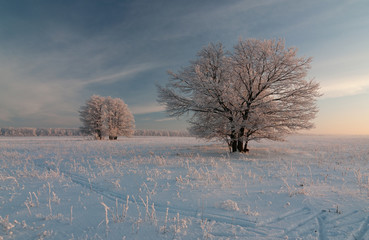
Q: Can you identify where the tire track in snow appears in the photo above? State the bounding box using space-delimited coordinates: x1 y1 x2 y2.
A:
257 207 311 227
349 215 369 240
283 211 320 236
296 210 368 240
68 171 274 236
317 213 327 240
257 207 321 238
326 210 359 225
35 161 272 236
35 158 369 239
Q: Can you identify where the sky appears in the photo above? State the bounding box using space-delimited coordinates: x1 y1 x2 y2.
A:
0 0 368 135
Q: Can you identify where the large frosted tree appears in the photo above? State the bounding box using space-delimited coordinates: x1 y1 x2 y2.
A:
79 95 135 140
157 39 320 152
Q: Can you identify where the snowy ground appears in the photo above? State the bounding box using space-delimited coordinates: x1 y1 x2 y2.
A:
0 136 368 240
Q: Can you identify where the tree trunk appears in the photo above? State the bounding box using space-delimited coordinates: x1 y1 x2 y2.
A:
244 140 249 153
230 130 238 152
237 140 244 152
237 127 245 152
97 131 103 140
231 140 237 152
230 130 249 153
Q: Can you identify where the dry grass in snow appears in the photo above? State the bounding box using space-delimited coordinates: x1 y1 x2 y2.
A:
0 135 368 239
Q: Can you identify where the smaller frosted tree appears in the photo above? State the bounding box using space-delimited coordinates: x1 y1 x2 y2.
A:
105 97 135 140
79 95 106 140
79 95 135 140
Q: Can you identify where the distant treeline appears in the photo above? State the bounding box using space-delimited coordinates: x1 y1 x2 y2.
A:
0 127 191 137
134 129 191 137
0 128 82 136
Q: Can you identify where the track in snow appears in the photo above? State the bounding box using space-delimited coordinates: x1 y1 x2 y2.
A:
35 158 369 239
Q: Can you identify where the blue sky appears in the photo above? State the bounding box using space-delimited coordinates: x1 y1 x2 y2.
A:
1 0 368 134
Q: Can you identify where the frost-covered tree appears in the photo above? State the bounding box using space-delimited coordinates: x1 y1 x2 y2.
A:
104 97 135 140
79 95 106 140
158 39 320 152
79 95 135 140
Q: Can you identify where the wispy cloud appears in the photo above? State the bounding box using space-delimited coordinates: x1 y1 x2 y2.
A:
155 117 176 122
0 57 158 126
1 0 368 131
151 0 280 43
82 63 159 85
320 75 369 99
130 103 165 115
0 64 81 125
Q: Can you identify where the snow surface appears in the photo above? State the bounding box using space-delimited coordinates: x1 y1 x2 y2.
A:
0 136 368 239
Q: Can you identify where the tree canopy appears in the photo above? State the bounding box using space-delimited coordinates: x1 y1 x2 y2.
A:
158 39 321 152
79 95 135 140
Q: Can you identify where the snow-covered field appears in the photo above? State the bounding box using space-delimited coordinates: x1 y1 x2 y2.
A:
0 136 368 240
